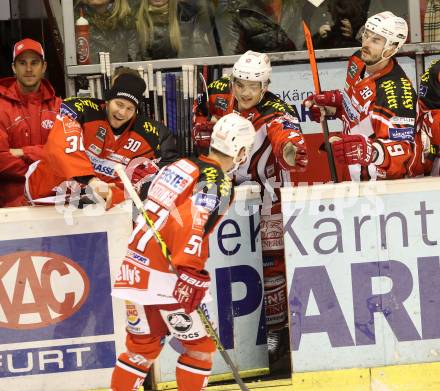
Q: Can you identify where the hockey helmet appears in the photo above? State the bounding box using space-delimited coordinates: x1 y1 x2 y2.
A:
210 113 256 164
232 51 272 83
364 11 408 51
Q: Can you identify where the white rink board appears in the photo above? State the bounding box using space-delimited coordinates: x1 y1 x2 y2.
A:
0 204 132 390
154 185 268 384
269 56 417 134
281 178 440 372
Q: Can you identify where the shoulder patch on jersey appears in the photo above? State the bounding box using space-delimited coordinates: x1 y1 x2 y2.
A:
193 192 220 211
96 127 107 142
388 127 415 142
215 96 228 111
60 102 78 120
348 61 358 79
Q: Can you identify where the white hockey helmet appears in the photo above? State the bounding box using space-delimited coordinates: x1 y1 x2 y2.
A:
364 11 408 51
210 113 256 164
232 51 272 83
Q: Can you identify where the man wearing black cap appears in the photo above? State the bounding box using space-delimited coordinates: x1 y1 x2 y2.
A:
25 73 178 208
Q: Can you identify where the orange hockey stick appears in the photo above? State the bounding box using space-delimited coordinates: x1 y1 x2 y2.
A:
303 20 339 183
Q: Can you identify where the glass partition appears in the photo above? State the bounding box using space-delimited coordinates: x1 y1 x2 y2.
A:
69 0 413 65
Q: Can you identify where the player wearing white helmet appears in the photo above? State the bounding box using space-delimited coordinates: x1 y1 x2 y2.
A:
193 51 309 363
210 113 256 174
361 11 408 67
304 11 423 181
110 114 255 391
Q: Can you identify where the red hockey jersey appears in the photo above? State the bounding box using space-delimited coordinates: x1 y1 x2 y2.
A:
112 155 233 304
193 75 307 207
342 52 423 180
26 97 177 204
416 58 440 176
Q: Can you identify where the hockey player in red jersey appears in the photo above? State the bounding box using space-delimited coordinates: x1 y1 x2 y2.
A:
25 73 178 208
304 11 424 181
192 50 308 361
416 58 440 176
110 113 256 391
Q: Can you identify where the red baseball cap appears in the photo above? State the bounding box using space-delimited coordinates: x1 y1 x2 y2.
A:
13 38 45 61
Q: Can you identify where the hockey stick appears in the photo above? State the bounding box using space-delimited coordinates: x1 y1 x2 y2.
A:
105 52 111 93
99 52 107 93
182 65 189 156
147 64 156 120
188 65 195 157
114 165 250 391
156 71 164 123
162 72 168 127
176 75 183 155
302 15 338 183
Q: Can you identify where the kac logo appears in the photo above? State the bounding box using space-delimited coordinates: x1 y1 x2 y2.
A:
0 251 90 329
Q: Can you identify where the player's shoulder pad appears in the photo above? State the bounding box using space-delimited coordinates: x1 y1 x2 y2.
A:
133 116 164 150
419 59 440 107
207 76 231 94
60 97 105 122
421 58 440 83
375 64 416 116
190 157 233 199
352 50 362 61
258 91 300 118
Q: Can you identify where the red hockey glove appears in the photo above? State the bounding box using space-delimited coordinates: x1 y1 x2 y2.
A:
331 134 379 166
303 90 343 123
131 160 159 185
278 139 308 171
173 267 210 314
192 121 215 151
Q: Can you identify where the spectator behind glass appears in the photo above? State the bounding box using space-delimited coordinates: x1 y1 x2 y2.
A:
310 0 368 49
111 65 141 86
74 0 138 63
214 0 300 55
0 38 61 207
424 0 440 42
136 0 217 60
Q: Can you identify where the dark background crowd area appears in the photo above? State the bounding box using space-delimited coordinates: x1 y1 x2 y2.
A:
0 0 432 98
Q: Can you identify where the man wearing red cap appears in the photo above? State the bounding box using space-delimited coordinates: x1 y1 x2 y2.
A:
0 38 61 207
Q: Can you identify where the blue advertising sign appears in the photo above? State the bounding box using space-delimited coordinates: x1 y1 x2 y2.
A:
282 179 440 372
0 233 115 378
